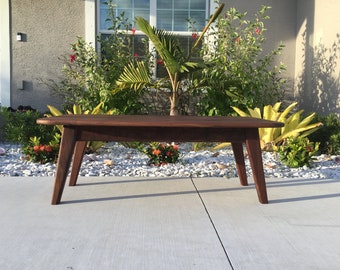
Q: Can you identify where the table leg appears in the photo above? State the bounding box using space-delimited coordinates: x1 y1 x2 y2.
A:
69 141 87 186
245 129 268 204
231 142 248 186
51 127 77 205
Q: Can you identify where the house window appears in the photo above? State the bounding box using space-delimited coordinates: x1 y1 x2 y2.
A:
98 0 210 76
157 0 206 31
99 0 150 31
99 0 208 33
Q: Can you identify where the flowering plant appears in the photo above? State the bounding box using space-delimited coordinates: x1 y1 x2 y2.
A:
277 136 320 168
199 5 286 115
144 142 180 166
23 136 60 164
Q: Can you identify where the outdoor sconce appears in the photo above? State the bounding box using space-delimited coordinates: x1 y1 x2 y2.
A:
16 32 23 41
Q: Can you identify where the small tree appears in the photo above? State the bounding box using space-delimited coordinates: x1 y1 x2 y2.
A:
116 4 225 116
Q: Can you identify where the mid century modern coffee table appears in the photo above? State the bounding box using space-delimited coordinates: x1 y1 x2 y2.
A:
37 115 284 205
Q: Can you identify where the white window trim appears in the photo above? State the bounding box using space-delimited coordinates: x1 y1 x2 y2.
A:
0 0 11 107
85 0 97 46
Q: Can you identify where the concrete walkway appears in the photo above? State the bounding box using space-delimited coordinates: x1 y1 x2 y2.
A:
0 176 340 269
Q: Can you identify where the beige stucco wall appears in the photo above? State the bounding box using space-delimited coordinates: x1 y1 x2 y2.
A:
11 0 85 112
295 0 340 116
7 0 339 116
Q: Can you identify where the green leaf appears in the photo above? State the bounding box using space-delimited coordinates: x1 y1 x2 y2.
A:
296 113 316 129
231 106 249 117
116 61 151 90
136 17 183 75
46 105 62 117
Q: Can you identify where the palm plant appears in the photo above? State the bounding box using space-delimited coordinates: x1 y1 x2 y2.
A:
116 4 224 115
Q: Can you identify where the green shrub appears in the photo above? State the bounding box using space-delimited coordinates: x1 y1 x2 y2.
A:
308 114 340 155
199 5 286 116
0 107 56 145
277 136 319 168
44 3 147 114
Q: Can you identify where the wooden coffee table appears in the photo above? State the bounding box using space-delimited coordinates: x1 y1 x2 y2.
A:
37 115 283 205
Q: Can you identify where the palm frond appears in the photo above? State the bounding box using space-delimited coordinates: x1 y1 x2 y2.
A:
116 61 151 91
136 17 184 74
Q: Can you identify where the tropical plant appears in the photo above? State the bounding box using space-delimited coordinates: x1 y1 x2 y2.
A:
277 136 320 168
215 102 323 151
198 5 286 116
116 4 225 116
46 103 117 153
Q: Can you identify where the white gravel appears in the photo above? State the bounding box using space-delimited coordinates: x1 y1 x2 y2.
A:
0 142 339 179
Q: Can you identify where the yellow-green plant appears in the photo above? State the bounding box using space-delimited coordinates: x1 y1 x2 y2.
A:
46 103 117 152
215 102 322 151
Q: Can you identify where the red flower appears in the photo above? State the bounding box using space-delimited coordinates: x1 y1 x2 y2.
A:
45 145 52 152
40 145 45 152
134 53 139 58
152 149 161 156
235 37 240 43
33 145 39 153
255 28 261 35
191 33 198 39
166 151 172 156
70 54 76 62
172 144 179 151
131 27 136 35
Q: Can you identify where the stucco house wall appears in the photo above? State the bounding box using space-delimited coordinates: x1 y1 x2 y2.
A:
10 0 85 112
2 0 339 116
295 0 340 116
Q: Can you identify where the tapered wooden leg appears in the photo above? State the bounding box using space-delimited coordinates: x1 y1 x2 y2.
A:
51 127 77 205
69 141 87 186
231 142 248 186
245 129 268 204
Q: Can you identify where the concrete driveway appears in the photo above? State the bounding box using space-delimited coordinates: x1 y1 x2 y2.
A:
0 176 340 269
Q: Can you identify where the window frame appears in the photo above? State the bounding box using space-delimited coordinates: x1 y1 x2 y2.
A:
95 0 217 77
97 0 215 36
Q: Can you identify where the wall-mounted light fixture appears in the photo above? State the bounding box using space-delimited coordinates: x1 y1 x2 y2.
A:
16 32 23 41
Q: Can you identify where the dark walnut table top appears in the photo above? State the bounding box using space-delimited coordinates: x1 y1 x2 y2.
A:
37 115 284 128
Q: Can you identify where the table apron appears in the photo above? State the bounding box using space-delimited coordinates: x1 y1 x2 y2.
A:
67 126 253 142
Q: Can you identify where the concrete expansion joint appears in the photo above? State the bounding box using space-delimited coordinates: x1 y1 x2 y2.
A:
189 176 235 270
